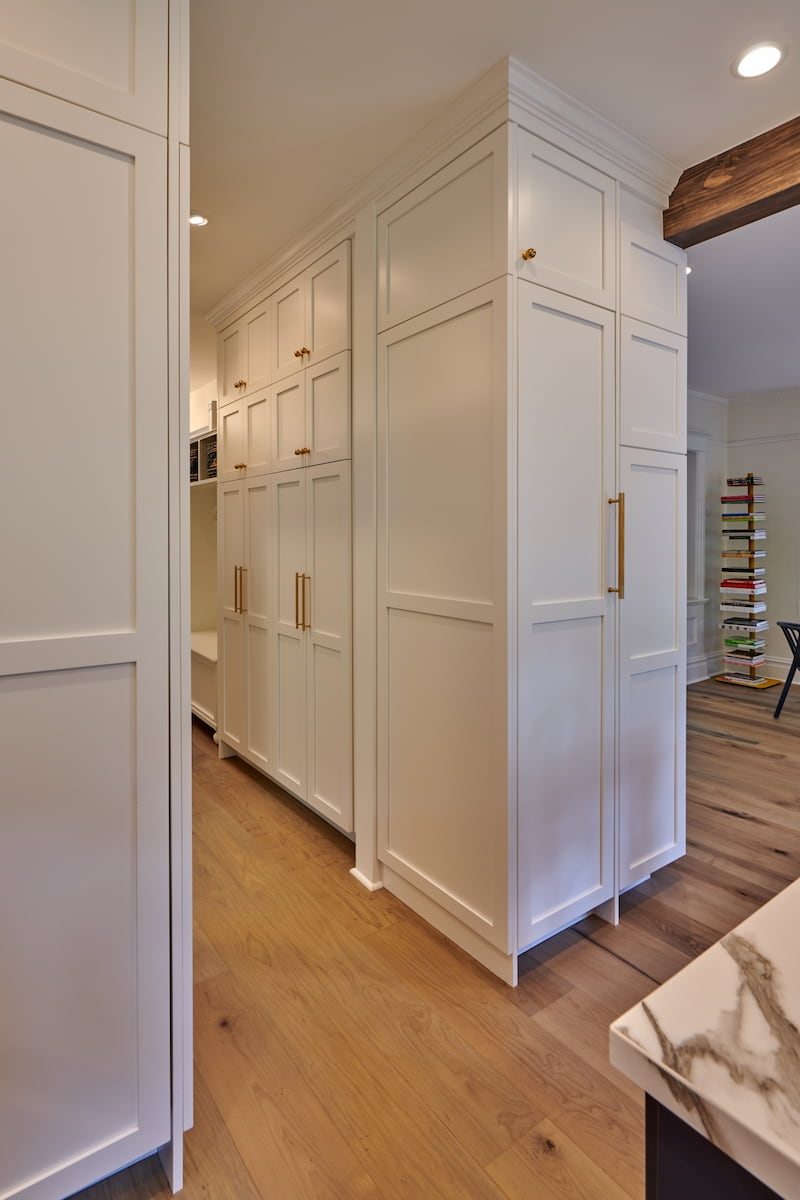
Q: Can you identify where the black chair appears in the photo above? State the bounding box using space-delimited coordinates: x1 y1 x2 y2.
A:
773 621 800 718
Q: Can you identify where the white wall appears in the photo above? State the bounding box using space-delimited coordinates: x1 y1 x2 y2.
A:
687 391 728 681
727 389 800 674
190 315 217 433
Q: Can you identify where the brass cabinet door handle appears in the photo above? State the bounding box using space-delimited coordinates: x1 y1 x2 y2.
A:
302 573 311 631
521 248 537 260
234 378 246 389
233 565 240 613
239 566 247 614
608 493 625 599
233 461 247 470
295 571 301 629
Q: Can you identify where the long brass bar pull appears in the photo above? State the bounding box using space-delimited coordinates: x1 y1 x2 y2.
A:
240 566 248 614
303 574 311 631
233 565 240 613
608 492 625 599
295 571 301 629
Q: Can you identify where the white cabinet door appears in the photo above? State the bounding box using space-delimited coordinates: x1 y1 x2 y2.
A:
620 224 687 335
272 471 308 797
377 281 511 951
242 478 273 774
272 351 351 471
517 128 616 310
0 0 168 134
516 281 616 949
305 462 353 830
617 447 686 891
0 83 171 1200
271 467 353 829
217 481 245 753
217 386 271 480
217 298 272 407
272 242 351 381
620 317 687 454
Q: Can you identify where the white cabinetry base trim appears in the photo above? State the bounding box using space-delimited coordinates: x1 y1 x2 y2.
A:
349 866 384 892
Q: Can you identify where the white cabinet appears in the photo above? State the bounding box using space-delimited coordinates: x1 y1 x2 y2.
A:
517 128 616 309
374 109 686 983
0 5 187 1194
217 385 271 480
272 242 351 381
273 464 353 830
217 297 271 407
272 350 351 471
217 476 273 775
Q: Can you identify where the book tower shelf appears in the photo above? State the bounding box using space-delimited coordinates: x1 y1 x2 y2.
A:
717 473 780 689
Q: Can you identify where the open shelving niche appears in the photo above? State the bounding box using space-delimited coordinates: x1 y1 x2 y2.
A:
190 427 218 728
716 473 780 690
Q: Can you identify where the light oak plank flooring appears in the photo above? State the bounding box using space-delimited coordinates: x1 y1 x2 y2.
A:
73 680 800 1200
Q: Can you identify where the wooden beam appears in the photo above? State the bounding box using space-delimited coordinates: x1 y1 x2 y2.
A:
664 114 800 248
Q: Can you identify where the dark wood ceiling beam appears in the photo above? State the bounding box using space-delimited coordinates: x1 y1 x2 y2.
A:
663 114 800 248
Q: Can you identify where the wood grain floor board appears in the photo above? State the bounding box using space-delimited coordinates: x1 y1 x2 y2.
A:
70 681 800 1199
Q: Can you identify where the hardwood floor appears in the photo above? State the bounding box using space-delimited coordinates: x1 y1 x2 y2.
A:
74 680 800 1200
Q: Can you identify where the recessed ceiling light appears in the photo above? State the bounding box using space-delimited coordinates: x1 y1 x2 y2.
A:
189 213 208 226
732 43 784 78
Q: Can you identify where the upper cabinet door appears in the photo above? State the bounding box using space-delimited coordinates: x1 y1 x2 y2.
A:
0 0 168 134
620 224 687 334
217 299 271 407
273 242 351 382
377 128 509 332
517 129 616 310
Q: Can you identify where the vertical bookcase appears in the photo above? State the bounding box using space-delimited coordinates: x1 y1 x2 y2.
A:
717 473 780 689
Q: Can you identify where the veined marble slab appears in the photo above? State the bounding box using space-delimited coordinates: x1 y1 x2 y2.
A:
610 875 800 1200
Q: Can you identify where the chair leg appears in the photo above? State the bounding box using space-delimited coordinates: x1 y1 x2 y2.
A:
774 658 799 718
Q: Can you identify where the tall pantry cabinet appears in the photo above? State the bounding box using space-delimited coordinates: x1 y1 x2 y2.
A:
374 79 687 983
0 3 190 1197
215 241 354 833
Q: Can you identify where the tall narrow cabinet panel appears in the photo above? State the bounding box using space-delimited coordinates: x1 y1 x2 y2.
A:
620 317 687 454
516 282 616 947
377 281 510 948
618 447 686 890
0 17 185 1188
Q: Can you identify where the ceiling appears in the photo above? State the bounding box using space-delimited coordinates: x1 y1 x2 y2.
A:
189 0 800 397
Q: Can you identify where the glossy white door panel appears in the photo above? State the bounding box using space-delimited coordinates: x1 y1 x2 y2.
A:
272 472 307 796
305 242 351 366
306 463 353 829
517 129 616 309
618 447 686 889
517 281 616 941
620 317 687 454
0 0 167 133
621 224 687 334
377 128 508 331
0 78 173 1199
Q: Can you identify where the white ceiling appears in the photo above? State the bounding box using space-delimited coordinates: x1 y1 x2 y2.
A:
189 0 800 396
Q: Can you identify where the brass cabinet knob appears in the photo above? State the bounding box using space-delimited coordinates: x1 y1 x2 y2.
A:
294 349 304 358
294 447 304 455
294 447 311 456
521 248 537 261
233 461 246 469
293 347 310 358
234 378 246 388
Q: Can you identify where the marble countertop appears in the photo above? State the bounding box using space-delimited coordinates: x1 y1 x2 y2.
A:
610 875 800 1199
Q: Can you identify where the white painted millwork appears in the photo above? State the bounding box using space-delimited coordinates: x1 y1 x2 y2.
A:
217 476 273 775
272 351 351 471
217 386 272 480
0 4 188 1195
217 297 271 407
272 242 351 381
516 128 616 309
620 223 687 335
272 464 353 830
618 447 687 890
373 89 686 982
620 317 687 454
